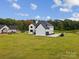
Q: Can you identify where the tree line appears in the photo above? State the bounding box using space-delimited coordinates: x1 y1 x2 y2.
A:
0 18 32 32
48 19 79 30
0 18 79 32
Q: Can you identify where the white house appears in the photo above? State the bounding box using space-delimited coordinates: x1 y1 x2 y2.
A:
28 21 54 36
0 25 17 34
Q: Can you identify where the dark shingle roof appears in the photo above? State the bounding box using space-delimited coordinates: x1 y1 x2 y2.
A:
35 21 53 29
0 24 17 29
0 25 5 29
8 25 17 29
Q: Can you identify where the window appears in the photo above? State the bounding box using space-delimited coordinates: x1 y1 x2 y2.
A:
46 32 49 35
46 25 47 26
30 26 33 28
30 30 33 32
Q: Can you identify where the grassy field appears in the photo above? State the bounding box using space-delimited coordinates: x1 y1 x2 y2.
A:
0 32 79 59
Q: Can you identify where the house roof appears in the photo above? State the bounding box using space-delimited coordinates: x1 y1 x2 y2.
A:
0 25 5 29
35 21 53 29
8 25 17 29
0 24 17 29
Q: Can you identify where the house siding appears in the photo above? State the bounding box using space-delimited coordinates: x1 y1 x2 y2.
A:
49 26 54 34
29 24 35 34
36 24 46 36
8 29 17 33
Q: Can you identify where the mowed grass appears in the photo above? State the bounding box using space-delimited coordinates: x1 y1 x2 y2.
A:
0 32 79 59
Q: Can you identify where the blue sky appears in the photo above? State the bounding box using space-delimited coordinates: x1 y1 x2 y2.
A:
0 0 79 20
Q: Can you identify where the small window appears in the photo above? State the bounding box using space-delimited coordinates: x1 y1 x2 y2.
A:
30 26 33 28
30 30 33 32
46 32 49 35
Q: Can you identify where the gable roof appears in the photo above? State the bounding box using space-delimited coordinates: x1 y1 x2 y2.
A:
35 21 53 29
0 24 17 29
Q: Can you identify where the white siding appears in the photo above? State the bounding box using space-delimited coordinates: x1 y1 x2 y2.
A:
28 24 35 34
49 26 54 34
36 24 46 36
8 30 17 33
45 26 54 34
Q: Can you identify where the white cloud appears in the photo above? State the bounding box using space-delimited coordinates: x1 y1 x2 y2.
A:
53 0 79 12
35 16 52 20
60 7 72 12
53 0 79 21
12 3 21 10
8 0 21 10
54 0 79 6
18 13 29 16
72 12 79 18
35 16 40 19
53 0 62 6
65 0 79 6
68 17 79 21
30 3 38 10
46 16 51 20
68 12 79 21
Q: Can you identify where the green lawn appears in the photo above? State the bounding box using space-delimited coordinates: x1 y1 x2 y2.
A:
0 33 79 59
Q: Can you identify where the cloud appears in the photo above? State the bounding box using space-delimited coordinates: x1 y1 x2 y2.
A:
12 3 21 10
53 0 79 12
72 12 79 18
60 7 72 12
68 12 79 21
8 0 21 10
53 0 79 6
64 0 79 6
53 0 62 6
53 0 79 21
35 16 40 19
18 13 29 16
46 16 51 20
30 3 38 10
35 16 52 20
68 17 79 21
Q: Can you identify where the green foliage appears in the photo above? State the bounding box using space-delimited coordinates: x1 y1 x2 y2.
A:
48 19 79 30
0 18 32 32
0 18 79 32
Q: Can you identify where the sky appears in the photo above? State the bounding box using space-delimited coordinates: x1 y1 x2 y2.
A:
0 0 79 20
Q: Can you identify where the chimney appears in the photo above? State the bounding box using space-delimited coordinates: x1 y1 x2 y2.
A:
36 20 38 24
